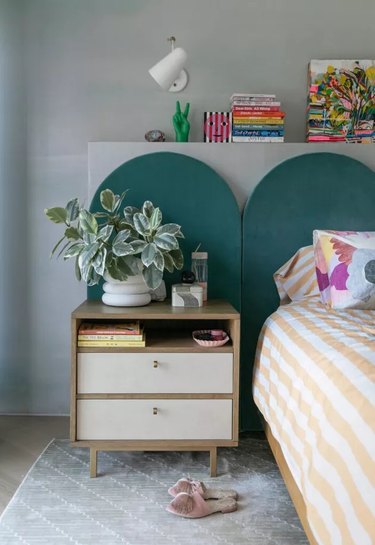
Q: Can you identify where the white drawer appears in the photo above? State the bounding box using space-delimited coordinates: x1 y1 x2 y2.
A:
77 352 233 394
77 399 232 440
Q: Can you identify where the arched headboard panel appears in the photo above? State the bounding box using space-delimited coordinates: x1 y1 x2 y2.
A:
241 152 375 430
88 151 241 309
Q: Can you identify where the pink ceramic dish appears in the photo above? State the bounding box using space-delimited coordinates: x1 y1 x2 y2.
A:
192 330 230 347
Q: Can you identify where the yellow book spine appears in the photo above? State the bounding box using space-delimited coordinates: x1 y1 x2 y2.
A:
78 334 144 341
77 340 145 347
233 117 284 124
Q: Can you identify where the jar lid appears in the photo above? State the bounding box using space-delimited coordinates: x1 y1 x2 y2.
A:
191 252 208 259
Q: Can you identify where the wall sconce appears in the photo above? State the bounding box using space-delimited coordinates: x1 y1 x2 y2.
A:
149 37 188 93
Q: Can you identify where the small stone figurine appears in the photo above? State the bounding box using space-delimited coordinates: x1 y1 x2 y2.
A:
173 100 190 142
145 130 165 142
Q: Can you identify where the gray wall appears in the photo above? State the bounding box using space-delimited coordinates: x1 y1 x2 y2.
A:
2 0 375 414
0 0 29 412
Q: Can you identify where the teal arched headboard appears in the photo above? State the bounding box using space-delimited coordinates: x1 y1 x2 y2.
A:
88 151 241 309
241 152 375 430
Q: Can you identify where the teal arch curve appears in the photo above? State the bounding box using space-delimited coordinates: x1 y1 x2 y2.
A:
242 152 375 430
88 152 241 310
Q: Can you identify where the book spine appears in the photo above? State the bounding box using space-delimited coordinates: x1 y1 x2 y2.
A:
233 118 284 124
232 130 284 137
232 136 284 143
232 111 285 118
79 328 141 335
231 99 278 105
77 340 146 347
78 334 144 341
232 124 284 130
232 105 280 112
230 94 276 100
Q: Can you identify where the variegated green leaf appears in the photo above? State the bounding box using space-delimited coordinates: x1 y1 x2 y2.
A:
86 267 101 286
113 191 128 212
83 232 97 245
93 248 107 276
78 242 100 273
107 257 132 280
75 256 81 281
65 226 80 240
124 206 140 226
143 263 163 289
125 255 143 275
45 207 67 224
154 233 178 251
141 243 156 267
163 252 174 273
57 240 72 258
113 241 135 257
50 235 66 257
153 249 164 272
142 200 155 218
130 240 147 254
169 248 184 269
63 243 85 260
133 213 150 236
113 229 131 245
149 208 162 230
97 224 114 242
66 198 79 222
100 189 116 212
118 219 139 238
79 209 98 234
156 223 181 236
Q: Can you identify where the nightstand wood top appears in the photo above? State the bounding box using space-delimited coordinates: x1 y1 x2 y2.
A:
72 299 240 320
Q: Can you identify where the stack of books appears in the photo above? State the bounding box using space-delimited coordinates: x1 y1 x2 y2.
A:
230 93 285 142
78 321 145 347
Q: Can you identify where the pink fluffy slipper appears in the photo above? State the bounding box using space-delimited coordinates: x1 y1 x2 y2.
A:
166 491 237 518
168 478 238 500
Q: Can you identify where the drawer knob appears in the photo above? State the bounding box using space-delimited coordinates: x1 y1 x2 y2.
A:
153 407 158 415
153 360 158 368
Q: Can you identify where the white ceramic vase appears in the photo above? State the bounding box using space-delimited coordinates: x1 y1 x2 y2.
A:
102 273 152 307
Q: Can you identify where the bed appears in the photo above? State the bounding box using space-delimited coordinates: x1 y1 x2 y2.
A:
242 152 375 545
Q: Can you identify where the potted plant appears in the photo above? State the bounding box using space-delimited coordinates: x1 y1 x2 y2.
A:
45 189 184 306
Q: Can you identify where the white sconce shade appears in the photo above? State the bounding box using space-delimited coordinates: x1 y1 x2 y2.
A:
149 46 188 92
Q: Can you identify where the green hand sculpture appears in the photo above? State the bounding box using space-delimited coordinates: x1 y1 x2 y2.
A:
173 101 190 142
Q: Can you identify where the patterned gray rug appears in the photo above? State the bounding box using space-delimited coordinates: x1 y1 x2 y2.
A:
0 438 308 545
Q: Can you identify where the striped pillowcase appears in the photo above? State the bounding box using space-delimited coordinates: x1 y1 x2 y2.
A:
274 245 319 304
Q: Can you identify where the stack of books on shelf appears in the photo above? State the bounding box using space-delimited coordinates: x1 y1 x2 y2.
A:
230 93 285 142
78 321 145 347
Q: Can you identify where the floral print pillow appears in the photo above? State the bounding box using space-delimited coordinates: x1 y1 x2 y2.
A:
313 230 375 309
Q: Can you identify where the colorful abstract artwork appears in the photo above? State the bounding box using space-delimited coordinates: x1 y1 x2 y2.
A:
307 60 375 143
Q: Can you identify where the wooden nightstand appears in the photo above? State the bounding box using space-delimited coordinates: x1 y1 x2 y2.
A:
70 299 240 477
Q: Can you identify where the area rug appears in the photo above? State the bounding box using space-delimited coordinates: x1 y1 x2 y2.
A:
0 437 308 545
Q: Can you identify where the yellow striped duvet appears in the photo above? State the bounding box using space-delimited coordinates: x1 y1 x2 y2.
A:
253 297 375 545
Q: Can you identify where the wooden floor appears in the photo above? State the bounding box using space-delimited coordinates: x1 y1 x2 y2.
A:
0 416 69 515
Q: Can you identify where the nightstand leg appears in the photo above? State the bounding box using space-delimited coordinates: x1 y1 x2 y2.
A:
210 447 217 477
90 448 97 478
